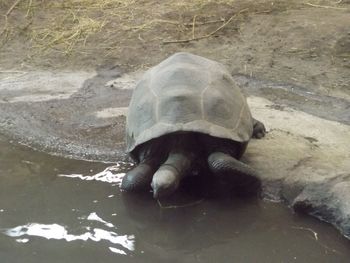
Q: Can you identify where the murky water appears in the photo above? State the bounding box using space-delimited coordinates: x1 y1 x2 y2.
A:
0 137 349 263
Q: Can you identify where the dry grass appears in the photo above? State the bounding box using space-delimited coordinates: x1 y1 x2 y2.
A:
1 0 136 52
0 0 251 52
31 13 106 54
0 0 346 68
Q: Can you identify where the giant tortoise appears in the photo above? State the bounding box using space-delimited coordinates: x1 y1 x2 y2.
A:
121 52 266 198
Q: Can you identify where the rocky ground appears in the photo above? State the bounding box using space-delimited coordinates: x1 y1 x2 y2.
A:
0 0 349 238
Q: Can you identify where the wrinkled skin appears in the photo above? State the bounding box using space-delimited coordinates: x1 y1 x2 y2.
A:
121 119 266 199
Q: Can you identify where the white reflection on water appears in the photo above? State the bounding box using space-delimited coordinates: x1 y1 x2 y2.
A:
109 246 127 255
4 223 135 254
85 212 114 228
58 165 128 186
2 165 135 255
15 238 29 243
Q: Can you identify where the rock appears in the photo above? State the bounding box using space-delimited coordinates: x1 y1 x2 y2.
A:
292 176 350 239
245 96 350 239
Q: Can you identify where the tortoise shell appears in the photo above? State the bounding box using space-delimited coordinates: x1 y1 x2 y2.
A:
126 52 253 156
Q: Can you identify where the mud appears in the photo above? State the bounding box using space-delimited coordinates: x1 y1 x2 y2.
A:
0 69 130 162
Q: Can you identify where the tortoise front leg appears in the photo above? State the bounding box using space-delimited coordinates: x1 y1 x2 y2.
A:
207 152 261 196
121 160 159 192
121 140 165 192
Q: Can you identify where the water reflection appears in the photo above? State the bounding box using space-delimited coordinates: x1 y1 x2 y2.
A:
3 219 135 255
58 164 129 185
1 138 350 263
85 212 114 228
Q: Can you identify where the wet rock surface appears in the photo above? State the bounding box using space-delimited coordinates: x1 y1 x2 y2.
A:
0 69 133 162
0 70 350 240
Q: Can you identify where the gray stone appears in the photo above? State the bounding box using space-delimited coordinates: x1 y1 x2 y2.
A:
292 177 350 239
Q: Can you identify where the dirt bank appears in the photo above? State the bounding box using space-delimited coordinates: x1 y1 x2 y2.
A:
1 0 349 98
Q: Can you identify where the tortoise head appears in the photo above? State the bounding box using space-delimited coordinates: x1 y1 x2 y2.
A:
151 165 180 199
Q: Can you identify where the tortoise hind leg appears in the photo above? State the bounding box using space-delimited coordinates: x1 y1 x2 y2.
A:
252 118 266 139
